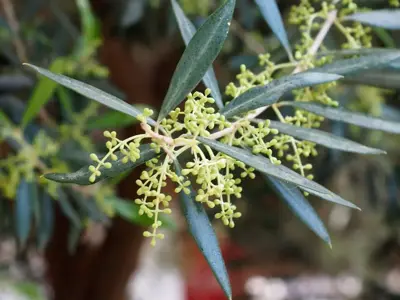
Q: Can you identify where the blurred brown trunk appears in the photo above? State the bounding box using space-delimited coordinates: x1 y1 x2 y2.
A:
45 2 181 300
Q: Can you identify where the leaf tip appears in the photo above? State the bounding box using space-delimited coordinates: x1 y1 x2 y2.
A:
43 173 64 183
22 62 34 69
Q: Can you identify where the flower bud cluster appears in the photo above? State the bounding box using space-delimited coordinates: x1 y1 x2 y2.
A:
182 144 252 228
87 108 154 183
162 89 231 137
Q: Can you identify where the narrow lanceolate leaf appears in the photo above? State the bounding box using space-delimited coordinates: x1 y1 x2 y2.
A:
265 175 331 245
57 187 81 227
267 120 385 154
345 69 400 89
318 48 400 70
221 72 342 118
158 0 235 121
108 197 176 229
282 102 400 134
68 188 108 223
174 160 231 299
197 137 359 209
344 10 400 30
37 193 54 250
171 0 223 108
318 48 392 58
15 180 36 247
312 51 400 76
0 110 12 125
44 144 157 185
22 58 65 128
68 225 82 254
23 64 156 126
254 0 292 59
86 109 142 130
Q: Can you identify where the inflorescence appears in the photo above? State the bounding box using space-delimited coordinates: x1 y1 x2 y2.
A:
87 0 374 245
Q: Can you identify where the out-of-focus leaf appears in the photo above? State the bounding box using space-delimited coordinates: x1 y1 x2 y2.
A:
266 119 385 154
344 9 400 30
221 72 342 118
373 27 396 48
68 224 82 254
68 189 108 222
254 0 292 59
171 0 223 108
0 75 33 92
57 187 81 227
37 192 54 250
23 64 156 126
282 101 400 134
13 282 43 300
0 110 11 126
86 109 142 130
57 87 74 120
312 51 400 75
318 48 392 57
120 0 145 28
44 144 157 185
157 0 235 121
265 175 331 245
318 48 400 70
15 180 36 247
22 58 65 128
197 137 359 209
174 160 231 299
109 197 176 229
76 0 100 47
59 146 96 166
344 69 400 89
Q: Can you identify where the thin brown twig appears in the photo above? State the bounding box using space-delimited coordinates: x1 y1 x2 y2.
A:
1 0 27 62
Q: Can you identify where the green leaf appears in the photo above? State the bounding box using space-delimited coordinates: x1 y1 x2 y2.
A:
76 0 100 47
174 160 231 299
23 64 156 126
108 197 176 229
265 175 331 245
15 180 36 247
44 144 158 185
37 192 54 250
318 48 394 58
344 69 400 89
68 188 108 222
318 48 400 71
22 58 65 127
13 282 44 300
254 0 292 59
344 9 400 30
221 72 342 118
57 87 74 119
68 224 82 254
57 187 81 227
266 119 385 154
312 51 400 75
86 109 142 130
171 0 223 108
158 0 235 121
373 27 396 48
197 137 359 209
0 110 12 125
281 101 400 134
